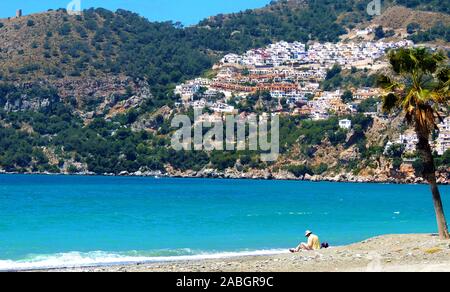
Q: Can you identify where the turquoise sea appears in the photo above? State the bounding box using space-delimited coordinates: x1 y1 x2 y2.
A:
0 174 449 270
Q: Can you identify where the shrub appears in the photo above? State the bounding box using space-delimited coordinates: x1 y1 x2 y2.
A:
67 165 79 174
407 22 421 34
287 165 313 178
341 90 354 103
392 158 402 170
435 150 450 168
313 163 328 175
240 155 252 166
58 23 71 36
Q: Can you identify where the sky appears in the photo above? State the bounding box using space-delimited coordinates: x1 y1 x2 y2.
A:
0 0 272 25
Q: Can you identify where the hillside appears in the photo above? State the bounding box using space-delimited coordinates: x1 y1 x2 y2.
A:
0 9 217 112
0 1 449 179
1 2 449 104
201 0 450 43
372 5 450 29
0 3 353 113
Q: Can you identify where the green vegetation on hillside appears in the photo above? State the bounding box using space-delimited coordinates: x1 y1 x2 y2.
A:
198 0 350 49
409 22 450 43
395 0 450 14
322 65 378 91
0 100 382 175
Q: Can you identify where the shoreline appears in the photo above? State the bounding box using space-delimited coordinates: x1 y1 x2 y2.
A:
0 171 448 186
1 249 289 272
25 234 450 272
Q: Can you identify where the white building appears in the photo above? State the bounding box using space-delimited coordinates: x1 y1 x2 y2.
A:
436 117 450 155
339 119 352 130
174 82 200 100
356 28 372 36
211 102 235 114
398 132 418 153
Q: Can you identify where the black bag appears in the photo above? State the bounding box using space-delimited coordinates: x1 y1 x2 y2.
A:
321 242 330 249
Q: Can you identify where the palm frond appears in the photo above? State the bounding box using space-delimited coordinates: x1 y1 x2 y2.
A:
436 66 450 84
381 93 399 113
401 90 415 111
434 66 450 103
381 47 449 132
429 91 449 104
389 48 415 74
418 88 432 102
377 75 399 91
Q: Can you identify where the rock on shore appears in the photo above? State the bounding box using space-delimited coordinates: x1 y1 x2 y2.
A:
1 166 448 185
129 167 449 185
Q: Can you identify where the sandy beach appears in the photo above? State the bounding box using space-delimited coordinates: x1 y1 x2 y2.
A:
31 234 450 272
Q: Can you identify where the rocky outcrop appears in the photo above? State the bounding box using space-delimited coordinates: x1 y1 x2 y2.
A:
6 163 446 185
131 105 173 132
3 96 52 112
111 165 449 185
1 82 60 112
339 145 360 163
1 76 152 116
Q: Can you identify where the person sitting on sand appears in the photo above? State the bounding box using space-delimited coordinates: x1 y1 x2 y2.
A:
290 230 321 253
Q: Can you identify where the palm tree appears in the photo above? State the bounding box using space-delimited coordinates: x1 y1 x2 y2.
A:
378 47 450 239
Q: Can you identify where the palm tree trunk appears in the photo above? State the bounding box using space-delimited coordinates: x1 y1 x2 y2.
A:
416 132 450 239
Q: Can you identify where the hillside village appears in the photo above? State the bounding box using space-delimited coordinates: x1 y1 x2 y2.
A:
174 39 450 158
0 4 448 182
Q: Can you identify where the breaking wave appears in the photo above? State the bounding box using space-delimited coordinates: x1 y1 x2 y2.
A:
0 248 287 271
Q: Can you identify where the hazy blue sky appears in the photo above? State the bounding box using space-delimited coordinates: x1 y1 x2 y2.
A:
1 0 272 24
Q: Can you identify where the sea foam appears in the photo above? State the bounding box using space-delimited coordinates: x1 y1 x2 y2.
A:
0 249 288 271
